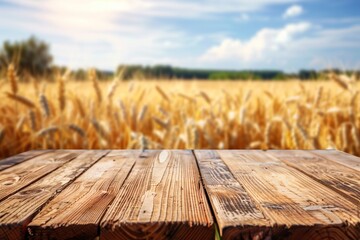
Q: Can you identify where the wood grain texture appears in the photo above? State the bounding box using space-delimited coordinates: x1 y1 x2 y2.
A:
214 150 360 239
0 150 52 171
268 150 360 205
221 225 360 240
0 150 82 202
101 150 214 240
194 150 270 238
0 149 359 240
28 150 139 240
310 150 360 172
0 150 107 240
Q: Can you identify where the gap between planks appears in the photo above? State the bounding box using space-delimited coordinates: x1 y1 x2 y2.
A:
100 150 214 240
0 150 109 240
194 150 360 240
27 150 139 240
1 150 214 240
1 149 360 240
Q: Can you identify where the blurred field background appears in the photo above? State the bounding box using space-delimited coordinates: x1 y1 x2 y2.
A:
1 64 359 159
1 1 360 160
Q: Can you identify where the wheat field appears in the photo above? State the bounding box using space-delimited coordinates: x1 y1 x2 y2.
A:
0 67 359 159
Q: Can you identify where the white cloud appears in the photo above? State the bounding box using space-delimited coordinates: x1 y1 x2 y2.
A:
0 0 304 69
200 22 311 63
3 0 302 20
0 0 194 69
200 22 360 71
283 5 303 19
3 0 359 71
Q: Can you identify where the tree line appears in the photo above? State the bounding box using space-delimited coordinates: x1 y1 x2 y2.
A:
1 37 358 81
115 65 358 81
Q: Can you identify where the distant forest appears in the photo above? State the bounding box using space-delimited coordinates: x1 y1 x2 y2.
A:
65 64 359 81
69 65 358 81
1 37 358 81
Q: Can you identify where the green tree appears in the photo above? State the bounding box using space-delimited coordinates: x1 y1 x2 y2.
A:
0 36 53 76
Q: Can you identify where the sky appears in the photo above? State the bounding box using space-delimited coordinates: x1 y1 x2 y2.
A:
0 0 360 72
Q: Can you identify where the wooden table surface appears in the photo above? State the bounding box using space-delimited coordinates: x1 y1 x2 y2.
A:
0 150 359 240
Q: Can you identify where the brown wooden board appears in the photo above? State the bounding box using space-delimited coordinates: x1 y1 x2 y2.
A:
0 150 108 240
194 150 271 239
100 150 214 240
27 150 139 240
196 150 360 240
268 150 360 206
0 150 83 202
310 150 360 172
0 150 53 171
0 149 359 240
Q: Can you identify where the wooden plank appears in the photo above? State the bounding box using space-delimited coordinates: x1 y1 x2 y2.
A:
0 150 52 171
268 150 360 206
0 150 108 240
0 150 82 202
310 150 360 172
27 150 139 240
194 150 271 239
100 150 214 240
215 150 360 240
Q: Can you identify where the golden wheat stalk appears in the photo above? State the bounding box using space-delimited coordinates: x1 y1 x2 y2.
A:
1 69 360 158
331 73 349 90
74 97 86 118
39 94 50 117
89 69 102 103
7 64 18 95
0 126 5 145
137 105 148 122
68 124 86 138
58 75 66 112
16 115 26 131
6 92 36 108
91 118 108 139
199 91 211 104
153 117 169 129
107 76 120 101
36 126 59 137
314 86 323 107
28 110 37 131
178 93 196 102
155 85 169 101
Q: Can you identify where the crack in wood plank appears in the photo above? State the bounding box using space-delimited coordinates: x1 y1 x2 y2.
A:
196 150 360 240
27 150 138 240
0 150 108 240
100 150 214 240
0 150 53 171
0 150 359 240
0 150 83 202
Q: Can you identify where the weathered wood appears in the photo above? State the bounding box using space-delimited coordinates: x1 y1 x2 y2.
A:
203 150 360 239
310 149 360 172
221 225 360 240
100 150 214 240
0 150 108 240
0 150 52 171
194 150 270 238
268 150 360 205
0 150 82 202
27 150 139 240
0 149 359 240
